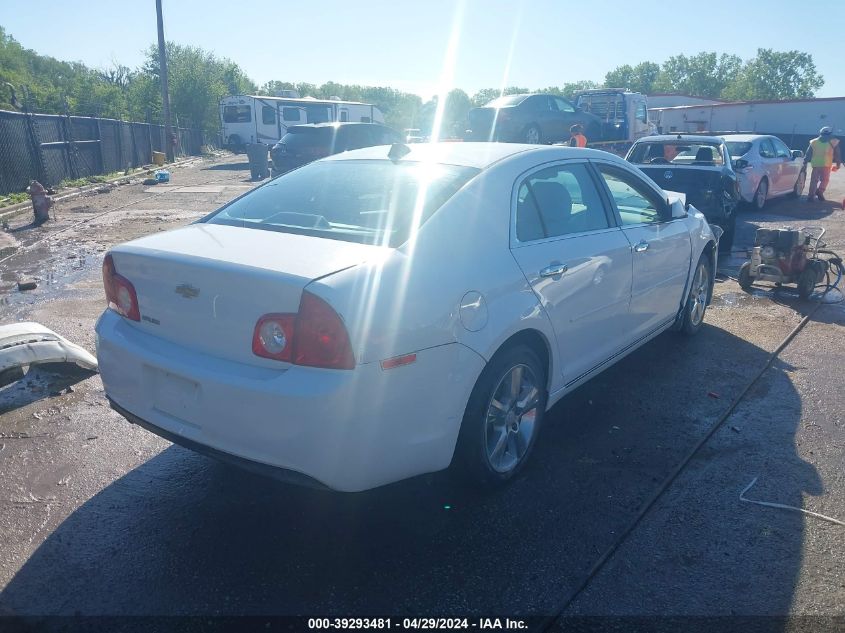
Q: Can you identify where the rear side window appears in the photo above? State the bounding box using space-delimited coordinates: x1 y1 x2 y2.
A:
223 105 251 123
515 163 609 242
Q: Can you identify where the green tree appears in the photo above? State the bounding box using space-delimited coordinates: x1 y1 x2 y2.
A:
721 49 824 100
470 86 529 107
653 52 742 98
140 42 256 132
603 62 660 94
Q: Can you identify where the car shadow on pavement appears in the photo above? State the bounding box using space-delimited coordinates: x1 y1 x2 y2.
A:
0 326 818 624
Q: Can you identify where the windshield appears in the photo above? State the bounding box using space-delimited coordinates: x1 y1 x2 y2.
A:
725 141 753 157
205 159 480 247
485 94 528 108
628 142 725 166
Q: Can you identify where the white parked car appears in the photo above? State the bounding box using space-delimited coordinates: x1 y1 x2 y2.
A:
96 143 719 492
722 134 806 209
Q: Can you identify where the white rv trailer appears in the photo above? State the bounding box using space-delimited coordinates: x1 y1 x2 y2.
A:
219 95 385 150
650 96 845 148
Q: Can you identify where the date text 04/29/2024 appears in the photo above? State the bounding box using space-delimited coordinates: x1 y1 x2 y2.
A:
307 618 528 630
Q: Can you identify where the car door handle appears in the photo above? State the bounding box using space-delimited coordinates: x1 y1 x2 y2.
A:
540 263 568 277
634 240 649 253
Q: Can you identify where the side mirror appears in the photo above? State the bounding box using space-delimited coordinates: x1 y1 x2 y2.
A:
791 149 803 160
733 158 749 170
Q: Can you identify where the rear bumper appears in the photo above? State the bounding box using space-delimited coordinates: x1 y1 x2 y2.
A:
109 398 328 489
95 310 485 492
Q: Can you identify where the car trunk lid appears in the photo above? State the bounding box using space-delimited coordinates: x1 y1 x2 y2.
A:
108 224 387 367
638 166 726 215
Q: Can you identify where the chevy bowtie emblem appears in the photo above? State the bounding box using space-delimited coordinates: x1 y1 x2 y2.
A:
664 171 673 179
175 283 200 299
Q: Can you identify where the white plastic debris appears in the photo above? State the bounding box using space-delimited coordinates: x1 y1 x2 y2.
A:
0 322 98 373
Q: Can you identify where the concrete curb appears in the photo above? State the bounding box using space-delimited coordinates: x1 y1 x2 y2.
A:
0 154 217 223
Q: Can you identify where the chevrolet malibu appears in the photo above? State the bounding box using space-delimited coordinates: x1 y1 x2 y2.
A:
96 143 719 492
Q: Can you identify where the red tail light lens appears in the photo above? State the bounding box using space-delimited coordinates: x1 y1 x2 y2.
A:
102 254 140 321
294 291 355 369
251 291 355 370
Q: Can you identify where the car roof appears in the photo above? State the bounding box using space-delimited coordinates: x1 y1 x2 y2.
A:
324 142 627 170
636 134 725 144
720 134 769 142
288 122 388 130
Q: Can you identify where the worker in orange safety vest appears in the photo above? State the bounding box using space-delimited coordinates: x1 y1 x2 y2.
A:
569 124 587 148
804 126 842 202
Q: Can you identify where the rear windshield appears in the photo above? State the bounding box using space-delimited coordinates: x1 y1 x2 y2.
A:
725 141 752 157
485 95 528 108
283 127 336 147
205 160 480 247
628 142 725 166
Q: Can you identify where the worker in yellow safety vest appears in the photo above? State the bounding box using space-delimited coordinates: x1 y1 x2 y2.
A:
569 124 587 148
804 126 842 202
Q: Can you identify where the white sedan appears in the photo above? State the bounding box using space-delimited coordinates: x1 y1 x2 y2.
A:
96 143 719 492
723 134 806 209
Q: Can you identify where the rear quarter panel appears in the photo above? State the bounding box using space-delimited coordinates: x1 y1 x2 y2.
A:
308 156 560 386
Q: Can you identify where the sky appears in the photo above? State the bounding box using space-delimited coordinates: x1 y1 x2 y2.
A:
2 0 844 100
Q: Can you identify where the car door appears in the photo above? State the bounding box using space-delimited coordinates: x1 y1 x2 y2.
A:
771 137 800 194
509 161 634 386
593 161 692 339
552 97 579 142
524 96 560 143
757 138 782 194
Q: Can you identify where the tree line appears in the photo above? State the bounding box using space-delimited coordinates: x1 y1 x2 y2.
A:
0 25 826 138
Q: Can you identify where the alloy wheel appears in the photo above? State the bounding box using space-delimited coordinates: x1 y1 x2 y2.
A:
484 364 540 473
689 263 709 326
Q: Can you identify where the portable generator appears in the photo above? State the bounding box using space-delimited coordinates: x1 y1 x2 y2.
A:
738 227 843 299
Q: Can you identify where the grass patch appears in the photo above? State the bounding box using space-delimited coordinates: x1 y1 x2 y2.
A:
0 192 29 209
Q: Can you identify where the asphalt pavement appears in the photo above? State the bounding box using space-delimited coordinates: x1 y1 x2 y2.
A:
0 154 843 629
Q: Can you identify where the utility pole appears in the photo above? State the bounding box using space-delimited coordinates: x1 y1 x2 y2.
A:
155 0 174 162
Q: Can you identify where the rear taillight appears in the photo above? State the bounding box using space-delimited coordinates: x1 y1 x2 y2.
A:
252 291 355 370
102 254 140 321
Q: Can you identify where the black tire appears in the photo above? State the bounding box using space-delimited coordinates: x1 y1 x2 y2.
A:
797 267 816 299
791 168 807 198
717 211 736 253
455 344 548 486
738 261 754 291
752 178 768 210
678 254 712 335
523 124 542 145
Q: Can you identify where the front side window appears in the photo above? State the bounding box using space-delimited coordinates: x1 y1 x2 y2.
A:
636 102 647 123
553 97 575 113
759 139 776 158
223 105 251 123
206 160 480 247
772 138 791 159
515 163 609 242
596 165 666 225
262 105 276 125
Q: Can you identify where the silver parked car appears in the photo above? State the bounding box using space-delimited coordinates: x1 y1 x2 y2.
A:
722 134 806 210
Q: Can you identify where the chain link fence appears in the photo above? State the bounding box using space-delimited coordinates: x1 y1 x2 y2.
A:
0 109 204 196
